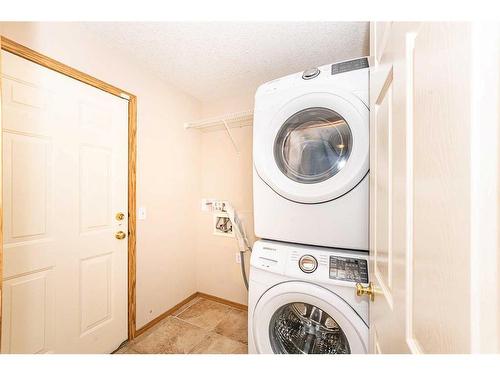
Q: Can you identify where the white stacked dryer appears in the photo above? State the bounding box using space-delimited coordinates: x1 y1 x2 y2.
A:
253 58 369 251
250 58 371 355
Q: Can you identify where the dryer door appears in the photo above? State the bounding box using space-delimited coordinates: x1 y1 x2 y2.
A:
254 91 369 203
252 281 368 354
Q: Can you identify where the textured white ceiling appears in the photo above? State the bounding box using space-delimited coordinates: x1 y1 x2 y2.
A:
84 22 369 103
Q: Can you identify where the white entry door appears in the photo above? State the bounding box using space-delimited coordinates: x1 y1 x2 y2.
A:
1 50 128 353
369 22 500 354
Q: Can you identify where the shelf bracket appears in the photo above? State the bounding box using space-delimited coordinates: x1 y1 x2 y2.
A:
222 119 240 154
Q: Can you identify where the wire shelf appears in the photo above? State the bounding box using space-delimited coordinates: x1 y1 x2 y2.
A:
184 110 253 131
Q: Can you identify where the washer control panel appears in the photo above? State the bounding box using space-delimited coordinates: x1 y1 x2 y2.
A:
329 256 368 283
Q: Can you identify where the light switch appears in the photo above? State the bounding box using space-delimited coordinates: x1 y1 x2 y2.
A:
138 206 147 220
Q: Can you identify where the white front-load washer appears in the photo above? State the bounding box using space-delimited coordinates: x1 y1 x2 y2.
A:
248 240 369 354
253 58 369 250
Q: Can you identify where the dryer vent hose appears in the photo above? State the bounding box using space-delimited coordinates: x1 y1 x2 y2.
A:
208 201 252 290
240 251 249 290
221 202 252 290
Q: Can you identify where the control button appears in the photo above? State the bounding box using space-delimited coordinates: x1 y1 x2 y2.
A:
302 68 320 80
299 255 318 273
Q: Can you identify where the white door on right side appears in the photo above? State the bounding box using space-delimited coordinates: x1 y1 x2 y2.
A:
369 22 500 354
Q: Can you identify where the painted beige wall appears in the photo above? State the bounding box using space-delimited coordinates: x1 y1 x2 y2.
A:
195 93 255 305
0 22 202 329
0 22 267 319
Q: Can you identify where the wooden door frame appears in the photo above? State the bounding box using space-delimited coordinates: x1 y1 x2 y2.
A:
0 36 138 349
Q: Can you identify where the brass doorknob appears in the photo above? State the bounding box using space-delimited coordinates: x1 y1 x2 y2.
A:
116 212 125 221
356 282 375 301
115 231 127 240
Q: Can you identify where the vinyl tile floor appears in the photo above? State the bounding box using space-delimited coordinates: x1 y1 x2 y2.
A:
114 296 248 354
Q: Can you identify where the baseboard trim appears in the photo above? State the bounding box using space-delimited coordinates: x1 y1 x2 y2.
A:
196 292 248 312
134 291 247 338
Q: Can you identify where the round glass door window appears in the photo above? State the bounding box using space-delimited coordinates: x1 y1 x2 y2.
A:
269 302 351 354
274 107 352 184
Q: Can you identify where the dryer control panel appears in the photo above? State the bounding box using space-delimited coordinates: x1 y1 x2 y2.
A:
331 57 369 75
329 256 369 283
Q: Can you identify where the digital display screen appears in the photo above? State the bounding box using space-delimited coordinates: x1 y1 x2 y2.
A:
331 58 369 75
329 256 368 283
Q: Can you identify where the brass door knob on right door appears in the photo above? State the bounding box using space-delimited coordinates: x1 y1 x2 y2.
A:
356 282 375 301
115 231 127 240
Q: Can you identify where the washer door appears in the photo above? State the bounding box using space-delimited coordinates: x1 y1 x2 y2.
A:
252 282 368 354
254 91 369 203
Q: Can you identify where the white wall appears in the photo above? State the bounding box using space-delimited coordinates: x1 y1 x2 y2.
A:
195 93 255 305
0 22 202 329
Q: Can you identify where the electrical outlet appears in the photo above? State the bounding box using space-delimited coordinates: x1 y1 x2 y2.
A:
235 252 241 264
